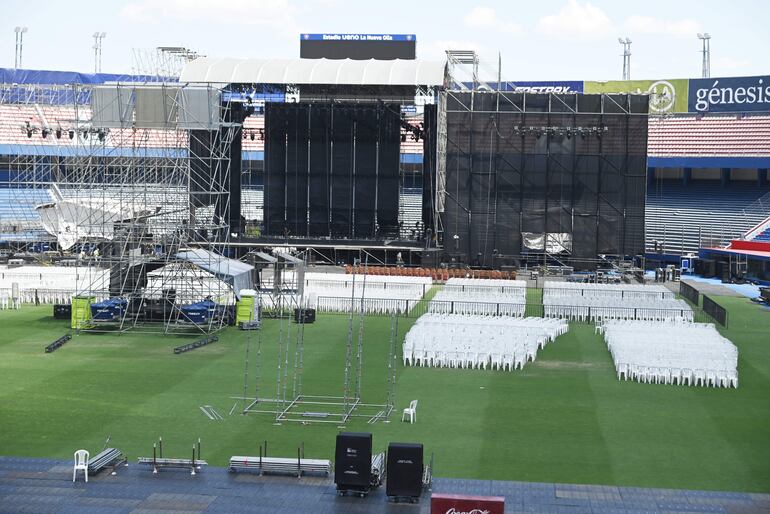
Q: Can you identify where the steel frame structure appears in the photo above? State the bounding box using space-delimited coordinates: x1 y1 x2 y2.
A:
237 256 397 425
0 81 240 334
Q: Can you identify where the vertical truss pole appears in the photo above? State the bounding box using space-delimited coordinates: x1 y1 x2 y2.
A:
386 314 398 413
292 258 307 400
275 275 286 422
342 270 356 421
241 318 252 407
281 266 294 408
253 296 264 403
353 256 368 401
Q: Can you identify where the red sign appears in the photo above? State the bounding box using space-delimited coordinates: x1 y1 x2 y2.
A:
430 493 505 514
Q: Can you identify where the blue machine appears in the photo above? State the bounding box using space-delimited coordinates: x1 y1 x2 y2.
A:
180 300 217 325
90 298 128 321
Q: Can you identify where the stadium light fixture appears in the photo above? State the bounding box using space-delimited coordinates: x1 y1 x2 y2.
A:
92 32 107 73
14 26 28 68
697 33 711 78
618 37 632 80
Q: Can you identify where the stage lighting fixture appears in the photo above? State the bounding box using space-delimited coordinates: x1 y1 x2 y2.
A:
250 132 255 141
55 129 62 139
82 130 88 139
69 130 74 139
401 133 407 142
26 129 32 138
98 130 105 141
42 128 50 138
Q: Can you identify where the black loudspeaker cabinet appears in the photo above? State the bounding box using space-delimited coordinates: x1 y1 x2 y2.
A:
293 308 316 324
53 304 71 319
386 442 424 499
335 432 372 492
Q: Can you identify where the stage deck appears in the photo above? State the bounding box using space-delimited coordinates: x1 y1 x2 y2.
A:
0 456 767 513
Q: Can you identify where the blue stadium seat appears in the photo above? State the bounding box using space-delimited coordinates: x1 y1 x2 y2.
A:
645 181 770 254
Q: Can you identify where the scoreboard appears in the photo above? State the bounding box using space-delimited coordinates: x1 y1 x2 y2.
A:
300 34 416 60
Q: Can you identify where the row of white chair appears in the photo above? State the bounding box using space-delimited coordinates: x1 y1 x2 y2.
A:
403 314 568 371
602 320 738 388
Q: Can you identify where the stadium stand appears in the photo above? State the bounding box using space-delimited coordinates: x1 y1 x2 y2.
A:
0 188 52 232
751 226 770 242
3 95 770 255
645 181 770 254
648 114 770 157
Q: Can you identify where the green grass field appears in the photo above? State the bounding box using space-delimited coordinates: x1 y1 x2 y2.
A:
0 294 768 493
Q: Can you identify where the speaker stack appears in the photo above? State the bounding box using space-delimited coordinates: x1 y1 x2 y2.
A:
334 432 372 496
53 304 71 319
293 307 316 324
386 442 424 502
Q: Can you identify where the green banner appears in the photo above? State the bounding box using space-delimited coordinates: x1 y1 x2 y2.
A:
584 79 689 113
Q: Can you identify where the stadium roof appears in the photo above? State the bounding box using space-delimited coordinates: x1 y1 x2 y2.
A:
179 57 446 87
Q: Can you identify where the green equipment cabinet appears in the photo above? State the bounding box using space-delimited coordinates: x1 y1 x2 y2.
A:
71 295 95 329
236 289 260 329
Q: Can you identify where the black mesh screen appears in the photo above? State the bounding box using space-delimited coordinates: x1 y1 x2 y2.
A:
422 104 438 230
264 105 287 236
308 105 330 236
442 91 648 268
377 106 401 237
264 102 400 239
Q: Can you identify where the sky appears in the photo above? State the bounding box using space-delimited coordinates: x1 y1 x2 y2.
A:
2 0 769 81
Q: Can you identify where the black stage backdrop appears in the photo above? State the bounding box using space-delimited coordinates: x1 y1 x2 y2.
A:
422 104 438 231
442 92 648 268
264 102 400 238
188 101 247 234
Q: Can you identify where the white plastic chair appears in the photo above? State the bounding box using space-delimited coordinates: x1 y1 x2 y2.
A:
73 449 89 482
402 400 418 424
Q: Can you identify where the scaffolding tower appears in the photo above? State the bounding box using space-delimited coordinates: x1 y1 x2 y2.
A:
0 80 244 334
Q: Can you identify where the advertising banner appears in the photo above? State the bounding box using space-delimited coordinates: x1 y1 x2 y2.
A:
431 493 505 514
688 75 770 113
584 79 688 113
500 81 583 94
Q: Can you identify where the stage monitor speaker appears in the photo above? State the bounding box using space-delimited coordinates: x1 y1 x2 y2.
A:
53 304 71 319
335 432 372 490
293 308 316 324
386 442 423 499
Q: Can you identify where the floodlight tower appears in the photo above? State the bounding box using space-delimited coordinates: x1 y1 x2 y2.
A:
93 32 107 73
14 27 28 68
697 33 711 78
618 37 632 80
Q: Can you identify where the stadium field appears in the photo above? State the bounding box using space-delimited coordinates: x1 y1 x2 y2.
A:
0 295 768 493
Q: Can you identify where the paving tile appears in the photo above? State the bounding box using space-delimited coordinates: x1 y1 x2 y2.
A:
0 457 768 514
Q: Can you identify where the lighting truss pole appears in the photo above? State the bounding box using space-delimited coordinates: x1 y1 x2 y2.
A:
697 33 711 78
618 37 631 80
93 32 106 73
14 26 28 68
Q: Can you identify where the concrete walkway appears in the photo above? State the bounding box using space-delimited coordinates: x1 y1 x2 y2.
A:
1 456 768 514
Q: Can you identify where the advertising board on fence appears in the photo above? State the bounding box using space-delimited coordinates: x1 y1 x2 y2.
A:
688 75 770 113
584 79 689 114
431 493 505 514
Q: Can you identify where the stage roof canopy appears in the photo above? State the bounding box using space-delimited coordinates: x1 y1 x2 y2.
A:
179 57 446 87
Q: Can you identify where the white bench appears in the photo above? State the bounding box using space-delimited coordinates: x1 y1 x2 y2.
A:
229 455 331 476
